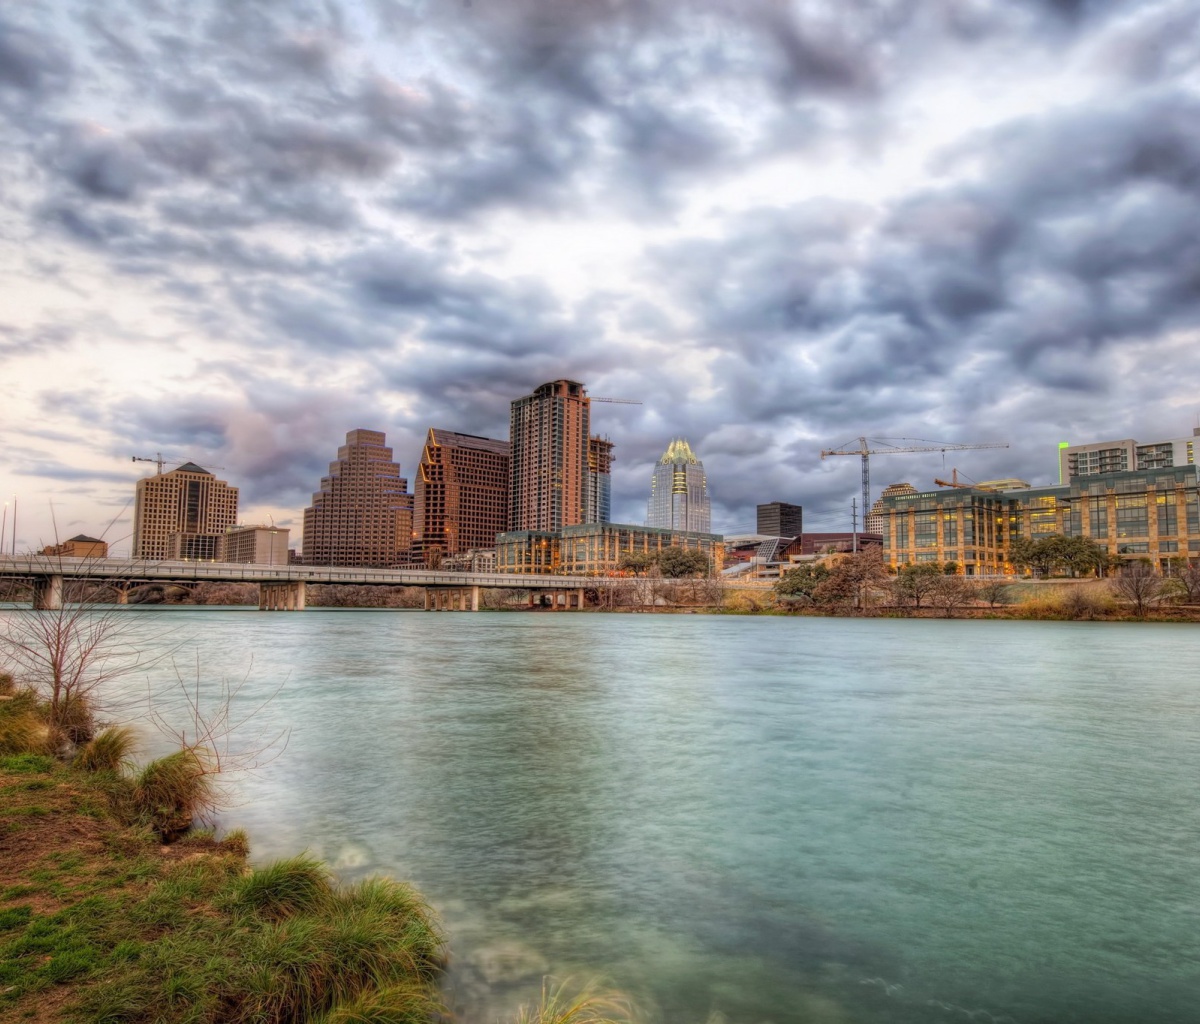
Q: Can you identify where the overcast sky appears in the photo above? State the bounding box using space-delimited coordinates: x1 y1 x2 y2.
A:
3 0 1200 553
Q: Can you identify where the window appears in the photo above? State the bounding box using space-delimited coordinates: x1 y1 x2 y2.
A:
1115 495 1147 537
1157 494 1178 537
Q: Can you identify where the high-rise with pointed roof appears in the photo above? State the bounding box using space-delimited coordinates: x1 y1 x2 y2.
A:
647 438 711 533
302 429 413 567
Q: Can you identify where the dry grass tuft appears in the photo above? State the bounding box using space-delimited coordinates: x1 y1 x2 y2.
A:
75 725 137 773
132 748 217 841
514 978 637 1024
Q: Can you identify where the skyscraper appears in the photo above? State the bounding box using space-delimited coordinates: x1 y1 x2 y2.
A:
585 436 614 524
509 380 591 532
302 429 413 567
647 438 711 533
133 463 238 560
414 428 511 563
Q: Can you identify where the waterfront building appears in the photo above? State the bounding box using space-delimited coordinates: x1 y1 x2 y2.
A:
585 436 614 524
510 380 592 532
302 429 413 567
1059 428 1200 482
133 463 238 561
756 502 803 538
414 428 510 565
497 522 724 576
219 525 289 565
39 535 108 559
647 438 711 533
879 465 1200 574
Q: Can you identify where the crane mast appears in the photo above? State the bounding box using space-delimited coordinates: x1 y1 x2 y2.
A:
819 437 1010 520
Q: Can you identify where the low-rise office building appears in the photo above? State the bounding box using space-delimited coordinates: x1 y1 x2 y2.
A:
40 535 108 559
497 523 724 575
880 466 1200 573
220 525 290 565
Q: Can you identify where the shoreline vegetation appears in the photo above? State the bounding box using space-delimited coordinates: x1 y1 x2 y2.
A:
4 560 1197 623
0 629 642 1024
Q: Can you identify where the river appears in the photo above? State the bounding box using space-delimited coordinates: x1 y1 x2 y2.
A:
22 609 1200 1023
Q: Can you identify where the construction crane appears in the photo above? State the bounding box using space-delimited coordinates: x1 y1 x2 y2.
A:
131 453 226 475
934 468 1001 492
819 437 1010 519
591 397 642 405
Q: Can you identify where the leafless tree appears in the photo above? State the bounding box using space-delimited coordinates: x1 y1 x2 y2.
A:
1173 563 1200 603
975 579 1013 609
0 564 185 754
928 574 974 617
1110 564 1166 617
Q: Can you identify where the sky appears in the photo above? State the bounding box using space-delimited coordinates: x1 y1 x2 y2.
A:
3 0 1200 554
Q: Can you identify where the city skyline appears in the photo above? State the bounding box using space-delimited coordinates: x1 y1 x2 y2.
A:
4 2 1200 553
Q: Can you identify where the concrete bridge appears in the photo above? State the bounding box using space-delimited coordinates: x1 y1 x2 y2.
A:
0 556 606 612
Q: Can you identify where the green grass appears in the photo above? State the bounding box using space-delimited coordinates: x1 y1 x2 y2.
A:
0 760 448 1024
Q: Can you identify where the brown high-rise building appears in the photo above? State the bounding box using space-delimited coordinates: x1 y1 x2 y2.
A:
509 380 592 532
133 463 238 560
414 428 511 563
302 430 414 567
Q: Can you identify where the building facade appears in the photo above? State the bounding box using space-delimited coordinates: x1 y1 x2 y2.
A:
40 535 108 559
647 438 711 533
510 380 592 532
133 463 238 560
497 523 724 576
756 502 803 537
866 482 917 536
414 428 510 564
302 430 413 567
219 525 290 565
1059 428 1199 482
585 436 614 524
880 466 1200 574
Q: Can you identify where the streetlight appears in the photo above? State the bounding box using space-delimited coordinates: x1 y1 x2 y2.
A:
267 513 276 568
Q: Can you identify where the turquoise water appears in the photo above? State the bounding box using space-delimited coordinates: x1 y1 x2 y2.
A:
28 610 1200 1022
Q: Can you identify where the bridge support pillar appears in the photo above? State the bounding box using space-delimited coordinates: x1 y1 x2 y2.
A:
259 582 306 611
577 588 585 610
33 575 63 611
471 585 480 611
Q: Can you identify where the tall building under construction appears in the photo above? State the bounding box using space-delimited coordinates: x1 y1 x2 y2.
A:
414 428 511 564
302 429 413 567
509 380 593 533
132 463 239 560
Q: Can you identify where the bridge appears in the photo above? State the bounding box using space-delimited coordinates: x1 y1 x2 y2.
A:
0 556 611 612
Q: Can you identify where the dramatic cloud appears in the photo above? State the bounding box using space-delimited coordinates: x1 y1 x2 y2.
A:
2 0 1199 550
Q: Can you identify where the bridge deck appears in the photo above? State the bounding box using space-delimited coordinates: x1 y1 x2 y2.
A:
0 555 609 590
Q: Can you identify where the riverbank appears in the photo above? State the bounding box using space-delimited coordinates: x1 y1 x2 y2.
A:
0 754 446 1023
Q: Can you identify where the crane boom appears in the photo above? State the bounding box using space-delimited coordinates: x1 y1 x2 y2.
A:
591 397 642 404
131 453 227 475
819 437 1009 517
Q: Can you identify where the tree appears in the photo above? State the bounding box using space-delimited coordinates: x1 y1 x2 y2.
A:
928 574 973 616
617 552 656 574
774 562 831 602
813 550 890 611
657 548 710 578
1172 563 1200 603
975 579 1012 609
893 563 944 609
0 590 155 751
1110 563 1166 616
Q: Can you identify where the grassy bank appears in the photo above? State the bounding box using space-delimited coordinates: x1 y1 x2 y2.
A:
0 753 445 1024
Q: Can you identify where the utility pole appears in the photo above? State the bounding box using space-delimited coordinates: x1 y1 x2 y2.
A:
851 498 858 553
